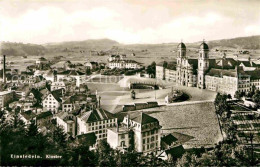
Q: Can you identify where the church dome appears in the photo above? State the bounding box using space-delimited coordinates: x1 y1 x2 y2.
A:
200 42 209 50
177 42 186 49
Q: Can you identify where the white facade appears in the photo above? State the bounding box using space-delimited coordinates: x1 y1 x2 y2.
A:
77 114 117 140
51 81 66 91
42 93 60 113
108 60 142 69
56 113 76 137
121 114 161 154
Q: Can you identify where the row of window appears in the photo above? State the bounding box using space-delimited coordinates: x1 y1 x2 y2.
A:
143 142 158 151
89 119 116 126
88 123 116 131
143 135 158 144
142 129 159 137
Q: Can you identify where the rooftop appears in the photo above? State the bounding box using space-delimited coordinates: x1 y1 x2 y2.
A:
128 112 159 124
78 108 115 123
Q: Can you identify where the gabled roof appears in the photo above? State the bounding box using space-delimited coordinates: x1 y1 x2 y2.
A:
128 112 158 124
161 134 178 146
20 110 36 120
245 70 260 80
51 89 63 102
56 111 74 122
206 68 237 77
63 94 96 104
78 108 115 123
165 145 185 160
214 58 237 69
239 61 257 67
40 88 50 100
36 111 53 120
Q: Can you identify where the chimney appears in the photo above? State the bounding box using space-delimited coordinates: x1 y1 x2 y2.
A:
3 55 6 83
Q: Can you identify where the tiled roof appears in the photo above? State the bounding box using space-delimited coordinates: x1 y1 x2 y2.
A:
109 60 139 63
128 112 158 124
245 70 260 80
239 61 257 67
36 111 53 120
20 110 36 120
51 89 63 102
206 67 247 78
161 134 178 146
206 68 237 77
63 94 97 104
214 58 237 69
56 111 75 122
78 108 115 123
165 145 185 159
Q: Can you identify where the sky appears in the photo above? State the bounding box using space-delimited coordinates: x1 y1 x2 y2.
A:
0 0 259 44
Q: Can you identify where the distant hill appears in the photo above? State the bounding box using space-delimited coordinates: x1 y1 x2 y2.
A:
207 35 260 50
44 38 120 52
1 36 259 57
0 42 46 56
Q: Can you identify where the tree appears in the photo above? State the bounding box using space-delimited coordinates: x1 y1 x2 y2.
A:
26 119 38 137
96 140 116 166
146 62 156 78
214 93 229 118
53 125 67 148
163 61 168 68
252 90 260 107
234 91 243 100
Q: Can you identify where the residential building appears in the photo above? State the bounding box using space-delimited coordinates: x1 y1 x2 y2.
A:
35 111 53 127
19 110 36 125
108 60 142 69
107 126 130 152
0 91 15 108
107 112 161 154
62 94 98 112
41 89 62 113
56 112 76 137
77 108 117 140
51 81 66 91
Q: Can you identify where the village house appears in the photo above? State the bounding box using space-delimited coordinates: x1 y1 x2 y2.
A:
55 112 76 138
107 113 161 154
35 111 53 127
62 94 98 112
77 108 117 140
19 110 36 125
0 91 15 108
108 60 142 69
41 89 62 113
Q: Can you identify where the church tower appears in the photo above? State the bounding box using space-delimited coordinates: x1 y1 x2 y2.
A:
197 40 209 89
176 42 186 85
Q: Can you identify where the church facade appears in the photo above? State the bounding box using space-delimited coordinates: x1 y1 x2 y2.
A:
156 42 260 96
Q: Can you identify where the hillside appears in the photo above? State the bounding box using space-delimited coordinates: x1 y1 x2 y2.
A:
44 38 120 53
207 35 260 50
0 42 46 56
1 35 260 57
